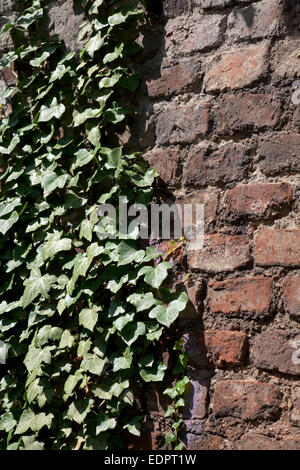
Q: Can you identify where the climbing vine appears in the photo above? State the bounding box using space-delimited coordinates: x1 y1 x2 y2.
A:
0 0 189 450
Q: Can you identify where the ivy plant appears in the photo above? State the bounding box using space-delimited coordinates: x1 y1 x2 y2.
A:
0 0 189 450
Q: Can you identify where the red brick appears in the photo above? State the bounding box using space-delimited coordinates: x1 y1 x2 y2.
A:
254 228 300 267
143 148 180 185
207 277 272 317
282 275 300 319
204 330 248 367
258 134 300 176
227 0 287 42
224 183 292 220
184 142 249 188
183 329 247 368
204 43 269 92
156 102 211 145
214 93 281 135
212 380 281 421
189 234 250 272
251 329 300 376
186 433 228 450
146 59 201 99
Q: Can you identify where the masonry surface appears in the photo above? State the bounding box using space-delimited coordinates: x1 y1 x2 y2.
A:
1 0 300 450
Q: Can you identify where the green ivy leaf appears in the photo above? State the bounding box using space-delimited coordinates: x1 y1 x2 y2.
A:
79 307 99 332
38 98 66 122
138 262 172 289
22 268 57 308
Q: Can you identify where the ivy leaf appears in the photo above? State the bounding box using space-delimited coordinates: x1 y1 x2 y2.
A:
95 414 117 435
149 292 188 328
103 43 124 64
140 362 167 382
42 238 72 261
0 135 20 154
120 321 146 346
0 211 19 235
73 108 101 127
15 409 54 434
0 198 21 218
71 148 94 172
42 172 68 197
85 32 105 58
81 354 107 375
38 98 66 122
123 416 142 436
138 262 172 289
79 307 99 332
22 268 57 308
64 371 82 400
117 241 144 266
67 399 94 425
0 412 17 432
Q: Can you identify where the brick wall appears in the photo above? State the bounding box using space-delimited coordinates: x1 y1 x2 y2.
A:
137 0 300 450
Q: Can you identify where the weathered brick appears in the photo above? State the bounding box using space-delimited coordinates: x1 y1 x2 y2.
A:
165 13 225 56
282 275 300 319
237 434 281 450
183 329 247 368
143 148 180 185
163 0 192 17
184 142 249 188
189 234 250 272
207 277 272 317
258 134 300 176
214 93 281 134
254 228 300 267
251 329 300 376
237 432 300 450
227 0 287 42
186 433 228 450
212 380 281 420
183 278 205 318
146 59 201 99
272 39 300 78
177 190 219 227
183 371 209 419
204 330 248 367
204 43 269 92
224 183 292 220
0 1 14 15
156 102 210 145
291 388 300 424
1 64 17 86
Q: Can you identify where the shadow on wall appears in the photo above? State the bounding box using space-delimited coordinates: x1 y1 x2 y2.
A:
232 0 299 32
233 3 255 28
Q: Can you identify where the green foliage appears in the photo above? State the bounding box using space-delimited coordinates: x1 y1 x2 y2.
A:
163 339 189 450
0 0 189 450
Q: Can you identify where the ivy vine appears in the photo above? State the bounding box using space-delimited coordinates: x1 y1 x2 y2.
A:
0 0 189 450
